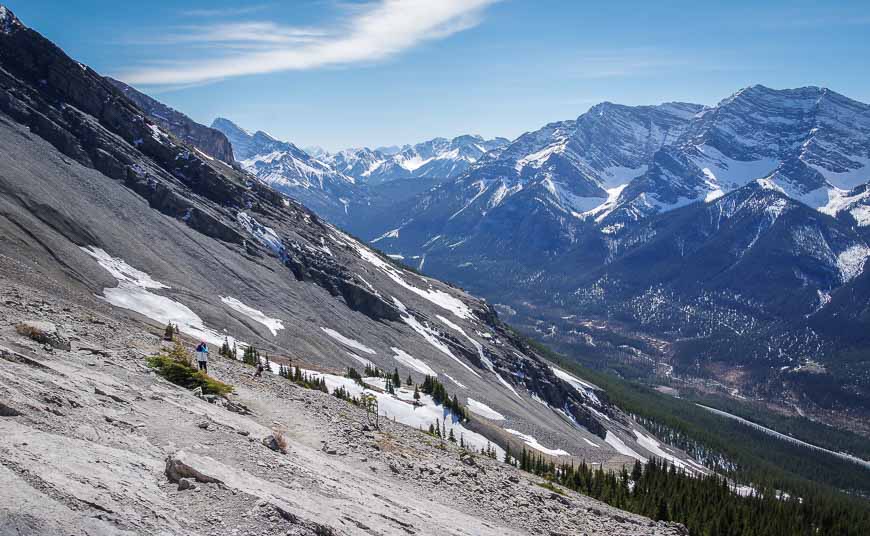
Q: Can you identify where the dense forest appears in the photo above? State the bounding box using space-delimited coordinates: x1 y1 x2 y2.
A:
511 335 870 535
516 452 870 536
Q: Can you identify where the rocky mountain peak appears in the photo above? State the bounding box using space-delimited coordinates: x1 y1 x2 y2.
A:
0 4 22 34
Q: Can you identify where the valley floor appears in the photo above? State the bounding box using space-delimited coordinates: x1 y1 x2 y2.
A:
0 275 685 536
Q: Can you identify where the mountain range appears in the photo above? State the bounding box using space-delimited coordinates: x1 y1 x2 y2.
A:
338 87 870 415
211 116 510 225
116 73 870 417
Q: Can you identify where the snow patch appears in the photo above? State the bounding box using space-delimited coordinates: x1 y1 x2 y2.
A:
393 299 480 377
80 246 237 348
837 244 870 282
300 369 502 458
371 228 400 243
390 347 436 376
605 431 647 463
505 429 570 456
466 399 505 421
633 430 705 474
220 297 284 336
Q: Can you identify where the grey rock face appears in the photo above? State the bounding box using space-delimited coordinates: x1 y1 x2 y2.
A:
108 77 235 163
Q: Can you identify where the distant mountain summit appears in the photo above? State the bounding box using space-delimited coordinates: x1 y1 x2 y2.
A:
212 117 357 221
602 85 870 226
323 134 510 185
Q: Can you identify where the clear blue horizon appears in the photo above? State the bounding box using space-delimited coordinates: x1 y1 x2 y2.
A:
10 0 870 151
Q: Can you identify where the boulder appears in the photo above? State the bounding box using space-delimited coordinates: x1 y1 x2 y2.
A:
15 321 71 351
262 433 288 454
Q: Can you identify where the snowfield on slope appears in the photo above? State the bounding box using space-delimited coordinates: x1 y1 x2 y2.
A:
505 429 570 456
221 296 284 336
466 398 506 420
80 246 243 349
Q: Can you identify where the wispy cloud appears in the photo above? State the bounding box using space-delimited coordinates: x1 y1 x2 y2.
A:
119 0 499 86
126 22 325 47
177 4 275 18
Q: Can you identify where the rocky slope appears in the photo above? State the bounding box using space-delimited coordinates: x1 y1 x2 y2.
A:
107 77 234 163
0 281 685 535
0 6 707 531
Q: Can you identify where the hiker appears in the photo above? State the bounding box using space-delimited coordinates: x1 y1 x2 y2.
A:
195 341 209 374
252 361 265 379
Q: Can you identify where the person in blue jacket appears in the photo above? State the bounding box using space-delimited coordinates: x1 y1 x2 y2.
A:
195 341 209 374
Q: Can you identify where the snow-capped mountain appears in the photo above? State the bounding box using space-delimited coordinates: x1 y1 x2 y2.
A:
212 117 357 222
323 134 510 185
349 87 870 409
602 85 870 226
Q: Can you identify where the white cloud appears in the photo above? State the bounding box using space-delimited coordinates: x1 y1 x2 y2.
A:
119 0 499 86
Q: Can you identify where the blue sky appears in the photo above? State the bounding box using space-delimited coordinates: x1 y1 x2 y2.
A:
11 1 870 150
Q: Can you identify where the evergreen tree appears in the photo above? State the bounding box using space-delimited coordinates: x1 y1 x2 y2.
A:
392 368 401 387
448 428 456 443
163 323 175 341
656 498 669 522
406 374 413 386
413 385 420 402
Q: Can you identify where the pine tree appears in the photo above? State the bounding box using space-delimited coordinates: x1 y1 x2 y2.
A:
406 374 413 386
656 498 670 522
413 385 420 402
448 428 456 443
163 323 175 341
428 423 435 436
504 444 512 465
392 368 401 387
631 459 643 482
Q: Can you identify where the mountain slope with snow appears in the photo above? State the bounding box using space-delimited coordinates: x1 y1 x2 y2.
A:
0 4 708 503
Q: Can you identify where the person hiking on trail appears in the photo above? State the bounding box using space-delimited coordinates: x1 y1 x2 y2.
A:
252 361 265 379
195 341 209 374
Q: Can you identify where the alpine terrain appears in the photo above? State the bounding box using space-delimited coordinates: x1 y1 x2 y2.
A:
1 5 869 536
349 86 870 422
0 6 701 535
